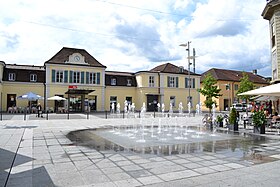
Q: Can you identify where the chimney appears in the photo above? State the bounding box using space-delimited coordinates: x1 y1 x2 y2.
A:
252 69 257 75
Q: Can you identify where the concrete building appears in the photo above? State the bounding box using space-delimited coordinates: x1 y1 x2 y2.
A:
1 47 201 113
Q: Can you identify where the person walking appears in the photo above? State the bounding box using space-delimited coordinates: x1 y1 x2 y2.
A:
37 103 43 118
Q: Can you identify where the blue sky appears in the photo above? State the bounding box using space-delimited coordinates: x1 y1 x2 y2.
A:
0 0 271 77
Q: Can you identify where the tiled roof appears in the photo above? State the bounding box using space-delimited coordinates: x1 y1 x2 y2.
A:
6 64 45 71
105 71 134 76
149 63 200 76
45 47 106 68
201 68 269 84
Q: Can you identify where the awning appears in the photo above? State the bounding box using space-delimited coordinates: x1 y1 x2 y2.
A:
65 89 95 95
145 93 163 96
238 83 280 96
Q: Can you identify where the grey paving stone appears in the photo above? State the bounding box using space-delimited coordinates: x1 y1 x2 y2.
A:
209 164 232 172
182 162 203 169
107 172 132 181
172 158 191 164
157 169 200 181
223 163 246 169
193 167 217 174
113 178 142 187
149 165 185 175
198 160 217 167
127 169 153 178
101 166 123 174
121 164 143 172
115 160 134 166
137 175 164 185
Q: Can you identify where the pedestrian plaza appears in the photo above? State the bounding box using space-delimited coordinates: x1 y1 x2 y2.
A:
1 114 280 187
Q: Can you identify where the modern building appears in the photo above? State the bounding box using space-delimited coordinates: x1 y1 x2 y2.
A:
200 68 269 111
262 0 280 83
0 47 201 113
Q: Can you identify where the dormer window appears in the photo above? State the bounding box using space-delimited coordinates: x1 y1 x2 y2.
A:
111 78 116 85
127 79 132 86
30 74 37 82
8 73 15 81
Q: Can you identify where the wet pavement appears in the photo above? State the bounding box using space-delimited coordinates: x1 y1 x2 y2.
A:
1 115 280 186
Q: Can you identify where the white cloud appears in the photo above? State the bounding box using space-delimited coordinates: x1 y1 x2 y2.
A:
0 0 272 77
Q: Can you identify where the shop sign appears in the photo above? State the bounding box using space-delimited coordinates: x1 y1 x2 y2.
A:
68 85 78 89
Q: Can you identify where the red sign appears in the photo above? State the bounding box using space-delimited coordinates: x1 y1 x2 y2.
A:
68 85 78 89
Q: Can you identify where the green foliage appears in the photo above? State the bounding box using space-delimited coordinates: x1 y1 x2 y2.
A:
229 108 237 124
216 115 223 122
236 72 255 102
198 73 222 112
252 110 266 127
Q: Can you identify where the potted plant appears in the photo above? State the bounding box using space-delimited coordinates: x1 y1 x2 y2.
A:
216 115 223 127
252 110 266 134
229 108 238 131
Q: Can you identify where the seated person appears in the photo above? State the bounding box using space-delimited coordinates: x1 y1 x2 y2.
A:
272 112 280 122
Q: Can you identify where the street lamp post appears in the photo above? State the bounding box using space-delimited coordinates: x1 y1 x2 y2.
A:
180 41 192 104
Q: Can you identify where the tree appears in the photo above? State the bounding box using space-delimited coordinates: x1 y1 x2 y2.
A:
198 73 222 113
236 72 254 103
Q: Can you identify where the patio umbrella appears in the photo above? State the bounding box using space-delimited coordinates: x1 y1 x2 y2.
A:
17 92 43 101
47 96 66 101
255 95 279 101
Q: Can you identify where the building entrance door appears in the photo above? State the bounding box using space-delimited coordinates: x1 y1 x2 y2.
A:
69 95 82 112
7 94 16 110
147 95 158 112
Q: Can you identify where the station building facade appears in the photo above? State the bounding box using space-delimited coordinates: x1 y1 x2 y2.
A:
0 47 201 112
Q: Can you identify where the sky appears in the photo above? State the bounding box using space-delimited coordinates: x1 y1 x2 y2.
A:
0 0 272 77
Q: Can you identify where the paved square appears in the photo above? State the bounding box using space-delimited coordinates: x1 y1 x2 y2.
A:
1 115 280 187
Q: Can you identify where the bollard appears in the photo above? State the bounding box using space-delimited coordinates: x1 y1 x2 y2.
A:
0 110 2 121
105 110 107 119
123 110 125 119
24 109 26 121
67 111 69 120
46 110 49 120
139 111 141 118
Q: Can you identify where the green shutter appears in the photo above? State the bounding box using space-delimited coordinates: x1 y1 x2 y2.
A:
192 78 195 88
51 70 55 82
97 72 100 85
86 72 89 84
69 71 73 83
64 70 68 83
185 78 188 88
167 76 170 87
176 77 179 88
81 72 85 84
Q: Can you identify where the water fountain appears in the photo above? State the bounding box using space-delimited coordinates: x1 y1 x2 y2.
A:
157 103 161 112
196 103 200 115
178 102 183 116
161 103 165 117
111 102 115 114
188 102 191 116
169 103 173 116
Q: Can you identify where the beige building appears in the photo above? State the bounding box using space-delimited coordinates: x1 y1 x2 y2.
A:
200 68 269 112
1 47 201 113
262 0 280 83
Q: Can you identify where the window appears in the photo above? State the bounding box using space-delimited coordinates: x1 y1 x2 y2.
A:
110 96 117 111
168 76 178 88
89 72 97 84
234 84 238 91
149 76 155 87
170 96 175 107
56 70 64 83
185 78 195 88
30 74 37 82
271 22 275 47
8 73 15 81
73 71 80 83
127 79 132 86
226 84 230 90
111 78 116 85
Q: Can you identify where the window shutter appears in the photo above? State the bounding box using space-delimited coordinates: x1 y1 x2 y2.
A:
69 71 73 83
64 70 68 83
185 78 188 88
52 70 55 82
176 77 179 88
192 78 195 88
86 72 89 84
97 72 100 85
81 72 85 84
167 76 170 87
